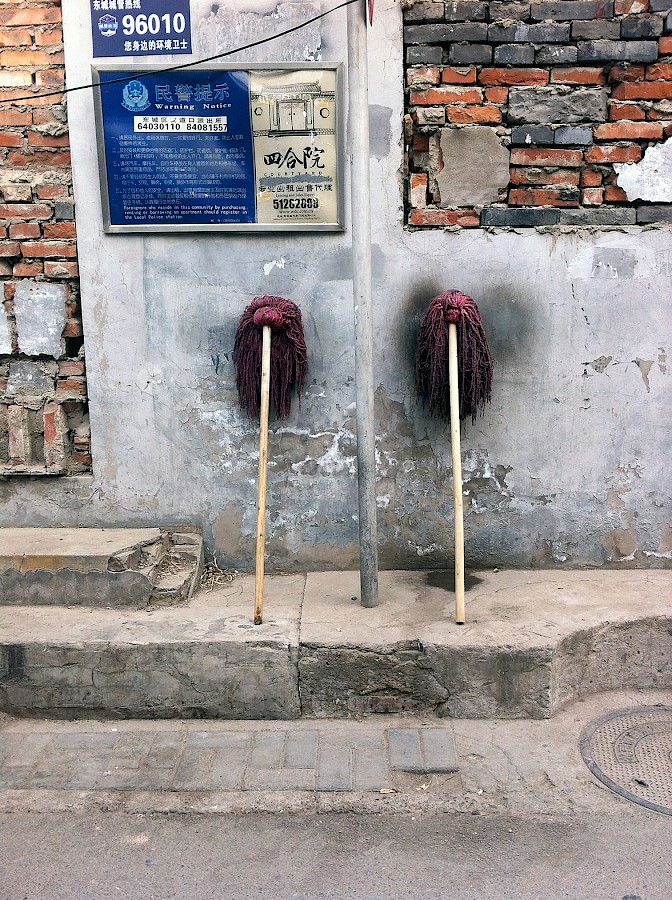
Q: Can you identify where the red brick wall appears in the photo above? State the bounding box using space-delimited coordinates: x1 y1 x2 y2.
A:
404 0 672 227
0 0 90 474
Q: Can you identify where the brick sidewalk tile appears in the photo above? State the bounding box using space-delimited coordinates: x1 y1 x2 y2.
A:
317 747 353 791
387 729 424 772
420 728 458 773
283 730 318 768
353 749 390 791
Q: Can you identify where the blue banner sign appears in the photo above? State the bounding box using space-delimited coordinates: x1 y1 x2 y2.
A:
94 66 344 232
91 0 191 58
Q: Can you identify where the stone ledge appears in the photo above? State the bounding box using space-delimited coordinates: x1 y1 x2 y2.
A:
0 569 669 720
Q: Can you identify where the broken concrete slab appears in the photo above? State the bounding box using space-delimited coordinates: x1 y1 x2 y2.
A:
298 569 672 719
0 527 203 607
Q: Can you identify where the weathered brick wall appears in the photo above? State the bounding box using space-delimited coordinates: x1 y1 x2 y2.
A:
0 0 90 474
404 0 672 227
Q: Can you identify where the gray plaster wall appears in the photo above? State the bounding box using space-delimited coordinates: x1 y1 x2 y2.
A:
2 0 669 573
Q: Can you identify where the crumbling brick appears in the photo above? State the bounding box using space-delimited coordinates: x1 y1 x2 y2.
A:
0 1 89 475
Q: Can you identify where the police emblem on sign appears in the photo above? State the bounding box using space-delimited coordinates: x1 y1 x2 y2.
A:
98 14 118 37
122 80 151 112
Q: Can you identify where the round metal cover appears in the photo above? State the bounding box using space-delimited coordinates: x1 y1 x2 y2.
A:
580 706 672 816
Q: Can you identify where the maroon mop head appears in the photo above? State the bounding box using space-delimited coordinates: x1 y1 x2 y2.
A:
415 290 494 424
233 295 308 420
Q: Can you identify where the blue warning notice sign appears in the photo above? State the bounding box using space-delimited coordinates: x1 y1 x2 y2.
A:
90 0 192 58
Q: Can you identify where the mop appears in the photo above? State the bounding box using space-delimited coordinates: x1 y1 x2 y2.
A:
415 290 494 623
234 295 308 624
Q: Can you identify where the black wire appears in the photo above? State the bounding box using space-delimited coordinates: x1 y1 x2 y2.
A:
0 0 360 106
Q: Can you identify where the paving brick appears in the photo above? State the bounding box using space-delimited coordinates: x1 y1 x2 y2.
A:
106 734 153 767
29 749 79 787
353 750 391 791
185 731 251 750
449 43 493 64
172 748 216 790
535 46 578 64
407 45 444 65
636 204 672 221
0 732 53 766
405 1 445 21
511 124 555 144
318 728 384 751
244 768 315 791
98 768 172 791
554 126 594 144
388 729 424 771
420 728 459 773
495 44 535 65
317 748 352 791
558 208 637 224
441 66 477 83
480 207 560 226
508 87 608 123
621 14 664 38
284 731 318 769
488 23 571 41
64 754 115 790
489 2 531 20
551 67 606 84
52 732 118 750
249 732 285 768
572 20 622 39
207 749 247 790
530 0 614 19
144 745 183 770
0 768 35 789
577 40 659 62
443 1 488 20
405 23 488 43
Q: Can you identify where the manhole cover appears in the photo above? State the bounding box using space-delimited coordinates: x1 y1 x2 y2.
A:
580 706 672 816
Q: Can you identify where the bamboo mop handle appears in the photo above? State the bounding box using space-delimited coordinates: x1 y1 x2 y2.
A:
448 323 465 624
254 324 272 625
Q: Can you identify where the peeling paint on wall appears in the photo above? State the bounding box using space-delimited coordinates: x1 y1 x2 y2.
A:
195 1 322 61
633 358 654 393
615 138 672 203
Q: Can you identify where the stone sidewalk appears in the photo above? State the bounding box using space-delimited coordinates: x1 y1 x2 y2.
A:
0 719 457 794
1 687 670 817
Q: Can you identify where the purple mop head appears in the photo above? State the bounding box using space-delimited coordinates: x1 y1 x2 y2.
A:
233 295 308 420
415 290 494 424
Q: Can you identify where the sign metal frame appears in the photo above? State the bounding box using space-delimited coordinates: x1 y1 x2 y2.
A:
92 62 345 233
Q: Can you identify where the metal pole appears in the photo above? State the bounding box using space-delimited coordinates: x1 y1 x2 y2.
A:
347 0 379 608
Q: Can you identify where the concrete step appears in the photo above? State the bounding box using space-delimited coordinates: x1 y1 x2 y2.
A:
0 527 204 608
0 569 670 721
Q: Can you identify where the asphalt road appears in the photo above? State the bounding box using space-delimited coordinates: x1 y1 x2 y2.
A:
1 808 670 899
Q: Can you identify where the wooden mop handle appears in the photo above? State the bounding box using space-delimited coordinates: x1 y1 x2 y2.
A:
254 324 271 625
448 323 465 624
